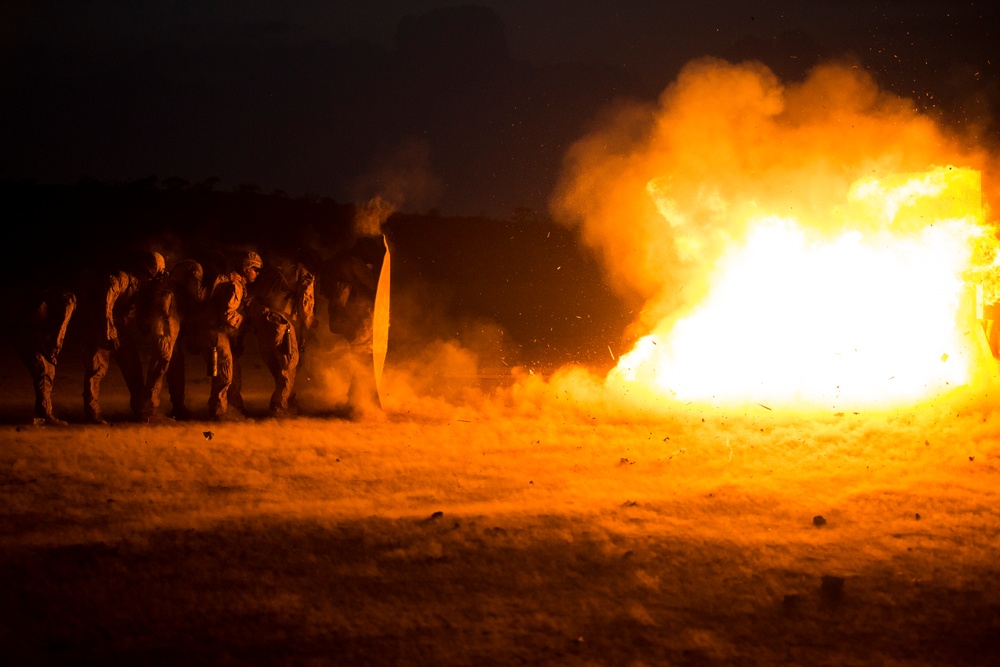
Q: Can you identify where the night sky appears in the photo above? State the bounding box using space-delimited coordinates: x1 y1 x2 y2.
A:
1 1 998 218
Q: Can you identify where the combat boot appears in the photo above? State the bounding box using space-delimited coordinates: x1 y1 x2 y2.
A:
35 415 69 427
170 405 194 421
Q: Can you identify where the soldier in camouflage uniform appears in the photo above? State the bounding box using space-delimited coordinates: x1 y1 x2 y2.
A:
322 234 386 416
82 251 164 425
140 257 207 422
203 250 261 421
249 260 318 418
9 286 76 425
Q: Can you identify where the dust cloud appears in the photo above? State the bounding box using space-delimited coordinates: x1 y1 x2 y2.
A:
6 343 1000 539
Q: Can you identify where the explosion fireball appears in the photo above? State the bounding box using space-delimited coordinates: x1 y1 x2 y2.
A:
612 167 991 408
552 58 1000 411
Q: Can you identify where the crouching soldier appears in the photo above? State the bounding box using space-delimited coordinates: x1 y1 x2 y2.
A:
8 286 77 425
140 257 206 422
203 250 261 421
83 251 164 425
250 261 318 418
322 232 389 417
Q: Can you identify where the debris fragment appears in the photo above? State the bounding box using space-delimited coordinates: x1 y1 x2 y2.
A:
203 431 213 440
813 515 827 527
820 575 845 602
782 594 802 615
915 513 921 520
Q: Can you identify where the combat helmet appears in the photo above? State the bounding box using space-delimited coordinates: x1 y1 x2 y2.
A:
143 251 166 277
240 251 263 271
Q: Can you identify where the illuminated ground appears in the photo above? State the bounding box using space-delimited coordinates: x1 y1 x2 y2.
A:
2 345 1000 665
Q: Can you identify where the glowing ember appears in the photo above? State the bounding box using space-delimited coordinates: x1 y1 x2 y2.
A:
608 166 994 408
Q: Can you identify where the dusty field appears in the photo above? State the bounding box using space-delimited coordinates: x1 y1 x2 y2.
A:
2 340 1000 666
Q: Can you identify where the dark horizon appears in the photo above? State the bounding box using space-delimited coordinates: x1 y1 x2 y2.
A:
0 178 636 377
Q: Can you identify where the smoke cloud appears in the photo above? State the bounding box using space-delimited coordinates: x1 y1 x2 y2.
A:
550 57 997 338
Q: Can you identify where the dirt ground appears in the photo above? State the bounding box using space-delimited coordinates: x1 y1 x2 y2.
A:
2 340 1000 666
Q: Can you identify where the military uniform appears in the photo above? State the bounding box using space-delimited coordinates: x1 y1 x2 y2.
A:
250 262 317 418
203 252 260 420
322 235 386 414
83 256 161 424
10 287 76 425
141 258 206 421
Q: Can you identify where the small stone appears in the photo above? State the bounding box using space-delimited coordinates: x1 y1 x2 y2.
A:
813 515 827 527
782 594 802 615
820 575 845 602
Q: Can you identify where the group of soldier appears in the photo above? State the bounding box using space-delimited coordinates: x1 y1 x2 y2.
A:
7 231 388 426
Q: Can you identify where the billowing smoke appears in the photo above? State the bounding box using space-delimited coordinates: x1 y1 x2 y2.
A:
353 195 395 237
315 58 1000 420
549 57 997 340
301 194 519 417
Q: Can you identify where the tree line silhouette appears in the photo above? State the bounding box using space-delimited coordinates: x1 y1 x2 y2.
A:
2 177 634 372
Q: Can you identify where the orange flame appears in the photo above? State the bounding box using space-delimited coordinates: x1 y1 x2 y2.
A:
551 59 1000 410
609 166 992 408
